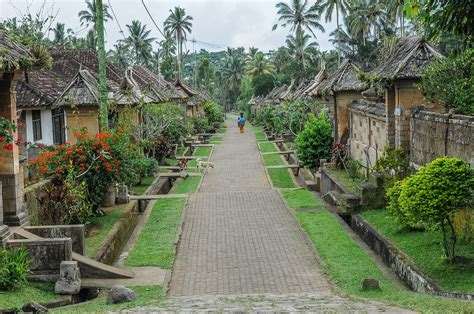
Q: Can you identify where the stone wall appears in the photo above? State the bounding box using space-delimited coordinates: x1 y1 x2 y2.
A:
335 91 362 141
410 109 474 167
349 105 387 168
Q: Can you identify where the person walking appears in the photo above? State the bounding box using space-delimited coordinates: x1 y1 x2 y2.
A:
237 112 246 133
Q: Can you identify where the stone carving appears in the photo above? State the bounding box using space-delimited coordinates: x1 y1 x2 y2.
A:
55 261 81 295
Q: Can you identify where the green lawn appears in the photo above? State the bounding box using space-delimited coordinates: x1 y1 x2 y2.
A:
281 188 324 210
262 153 285 166
170 176 202 194
193 146 212 157
131 176 155 195
0 283 56 311
325 167 364 195
267 168 296 188
258 141 277 153
362 209 474 293
251 126 267 142
52 285 165 313
85 205 125 257
126 198 186 268
297 208 473 313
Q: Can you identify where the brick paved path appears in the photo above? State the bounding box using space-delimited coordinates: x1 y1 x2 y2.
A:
169 122 332 296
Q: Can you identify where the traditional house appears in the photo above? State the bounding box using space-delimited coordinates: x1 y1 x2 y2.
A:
307 59 367 141
370 36 444 151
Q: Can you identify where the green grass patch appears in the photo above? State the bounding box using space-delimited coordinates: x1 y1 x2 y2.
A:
52 285 165 313
297 209 474 313
0 283 56 311
193 146 212 157
325 167 363 195
85 205 125 257
267 168 296 188
362 209 474 293
262 153 285 166
126 198 186 268
258 141 277 153
281 188 324 210
176 146 186 156
131 176 155 195
170 176 202 194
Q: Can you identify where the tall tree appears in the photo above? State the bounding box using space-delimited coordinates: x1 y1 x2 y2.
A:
79 0 112 28
320 0 348 34
245 52 275 78
386 0 406 36
286 29 318 70
164 7 193 80
124 20 155 65
94 0 108 130
273 0 325 37
347 0 387 44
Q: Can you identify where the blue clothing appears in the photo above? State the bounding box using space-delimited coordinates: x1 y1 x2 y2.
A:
237 116 246 126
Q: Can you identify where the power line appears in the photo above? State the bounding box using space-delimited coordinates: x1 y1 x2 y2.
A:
108 0 126 40
140 0 165 38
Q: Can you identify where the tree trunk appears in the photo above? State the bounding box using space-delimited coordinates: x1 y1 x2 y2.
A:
95 0 108 131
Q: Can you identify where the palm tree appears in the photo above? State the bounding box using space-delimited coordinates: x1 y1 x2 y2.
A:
320 0 348 32
245 52 275 78
386 0 406 36
164 7 193 80
273 0 325 37
52 23 66 44
124 20 155 65
286 29 318 70
158 31 176 61
221 49 245 109
347 0 387 44
78 0 112 28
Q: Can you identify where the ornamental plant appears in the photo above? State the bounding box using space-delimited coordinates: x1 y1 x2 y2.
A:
295 112 333 171
0 248 30 291
0 117 15 150
203 101 223 126
387 157 474 262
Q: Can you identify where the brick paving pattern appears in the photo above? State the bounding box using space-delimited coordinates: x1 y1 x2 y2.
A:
169 122 332 296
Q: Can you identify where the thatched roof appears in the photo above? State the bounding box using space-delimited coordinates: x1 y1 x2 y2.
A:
309 60 366 97
370 36 443 81
0 31 35 72
131 65 186 102
349 99 386 118
53 69 104 107
302 64 328 96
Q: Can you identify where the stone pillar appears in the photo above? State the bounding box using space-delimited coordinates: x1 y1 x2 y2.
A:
0 72 28 226
385 85 396 148
0 181 11 243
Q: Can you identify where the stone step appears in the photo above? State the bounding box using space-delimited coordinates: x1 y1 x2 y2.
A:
72 252 135 279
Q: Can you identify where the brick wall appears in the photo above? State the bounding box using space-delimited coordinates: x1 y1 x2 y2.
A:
410 110 474 167
349 109 387 168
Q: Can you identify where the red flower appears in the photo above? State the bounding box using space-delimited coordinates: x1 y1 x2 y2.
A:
3 143 13 151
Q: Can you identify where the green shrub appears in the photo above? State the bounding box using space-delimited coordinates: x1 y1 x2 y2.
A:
374 147 412 189
295 112 333 171
203 101 223 126
0 248 30 291
191 116 210 134
387 157 474 261
421 48 474 115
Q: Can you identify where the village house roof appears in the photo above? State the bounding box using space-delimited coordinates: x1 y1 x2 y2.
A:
309 59 367 97
131 65 186 102
349 99 386 118
370 36 443 81
302 64 328 97
0 31 35 72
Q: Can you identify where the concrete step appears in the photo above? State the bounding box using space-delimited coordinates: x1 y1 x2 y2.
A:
72 252 135 279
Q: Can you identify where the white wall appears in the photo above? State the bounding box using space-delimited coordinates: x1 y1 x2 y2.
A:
25 109 54 146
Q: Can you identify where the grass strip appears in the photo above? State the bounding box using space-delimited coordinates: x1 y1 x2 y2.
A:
281 188 324 210
52 285 165 313
125 198 186 268
131 176 155 195
0 283 56 311
170 176 202 194
325 167 363 195
85 205 125 257
362 209 474 293
193 146 212 157
296 209 474 313
258 141 278 153
262 153 285 166
267 168 296 188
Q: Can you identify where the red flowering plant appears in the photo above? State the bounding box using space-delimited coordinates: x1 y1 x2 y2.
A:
0 117 16 151
32 130 123 213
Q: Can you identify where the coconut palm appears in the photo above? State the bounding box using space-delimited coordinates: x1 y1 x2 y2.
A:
221 49 245 107
124 20 156 65
347 0 387 44
286 29 318 70
273 0 325 37
320 0 348 32
78 0 113 28
386 0 406 36
164 7 193 80
52 23 66 44
245 52 275 78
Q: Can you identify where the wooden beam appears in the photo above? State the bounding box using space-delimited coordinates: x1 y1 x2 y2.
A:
261 151 295 155
129 194 188 200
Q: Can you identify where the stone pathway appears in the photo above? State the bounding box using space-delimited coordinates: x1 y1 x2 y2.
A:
136 121 412 312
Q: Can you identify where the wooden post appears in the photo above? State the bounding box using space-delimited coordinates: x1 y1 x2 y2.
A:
95 0 108 130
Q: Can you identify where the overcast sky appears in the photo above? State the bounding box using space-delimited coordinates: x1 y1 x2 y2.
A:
0 0 337 52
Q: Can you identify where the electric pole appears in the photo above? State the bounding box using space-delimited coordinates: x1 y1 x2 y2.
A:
95 0 108 130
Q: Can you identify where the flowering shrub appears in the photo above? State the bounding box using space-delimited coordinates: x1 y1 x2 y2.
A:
203 101 223 127
0 117 15 150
